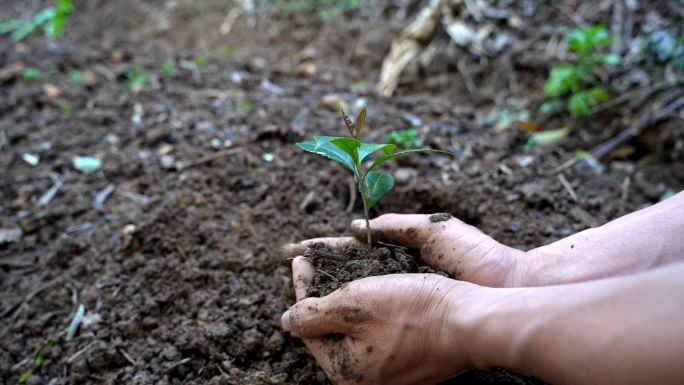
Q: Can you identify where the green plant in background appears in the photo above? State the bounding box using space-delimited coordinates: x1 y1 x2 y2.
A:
195 54 207 69
68 68 82 85
0 0 74 41
385 128 423 149
161 58 178 77
545 24 619 117
22 68 43 81
296 107 451 249
269 0 360 18
124 67 149 93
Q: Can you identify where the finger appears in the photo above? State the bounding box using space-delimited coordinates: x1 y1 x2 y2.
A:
281 291 361 338
351 213 463 248
292 256 315 301
279 237 364 267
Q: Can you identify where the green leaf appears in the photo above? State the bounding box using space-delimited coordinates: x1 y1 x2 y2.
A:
587 86 610 105
601 54 620 65
295 136 356 172
529 127 571 146
545 66 581 97
367 149 453 174
329 137 361 166
568 92 590 117
19 369 32 383
357 143 396 163
355 105 367 138
0 19 22 34
362 171 394 208
385 128 423 149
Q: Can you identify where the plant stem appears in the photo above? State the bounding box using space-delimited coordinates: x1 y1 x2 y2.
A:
357 175 372 252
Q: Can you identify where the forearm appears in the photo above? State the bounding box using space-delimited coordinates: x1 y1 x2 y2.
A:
523 191 684 286
463 262 684 384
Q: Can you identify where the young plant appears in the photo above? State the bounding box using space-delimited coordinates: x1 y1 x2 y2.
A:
161 58 178 77
0 0 74 42
296 107 451 249
544 24 619 117
385 128 423 149
124 67 150 93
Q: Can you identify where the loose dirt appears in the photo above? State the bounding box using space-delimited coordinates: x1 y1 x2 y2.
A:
1 1 682 385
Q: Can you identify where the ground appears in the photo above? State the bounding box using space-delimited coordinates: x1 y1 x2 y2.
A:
1 1 683 384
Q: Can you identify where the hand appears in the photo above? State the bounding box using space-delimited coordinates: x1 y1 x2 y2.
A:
281 213 528 287
282 257 481 385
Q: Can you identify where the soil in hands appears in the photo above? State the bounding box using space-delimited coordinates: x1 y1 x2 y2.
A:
303 241 547 385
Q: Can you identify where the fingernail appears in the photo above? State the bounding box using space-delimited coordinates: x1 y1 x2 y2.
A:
281 311 292 331
351 219 364 228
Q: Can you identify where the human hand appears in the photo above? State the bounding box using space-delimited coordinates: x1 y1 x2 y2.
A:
281 213 528 287
282 256 481 385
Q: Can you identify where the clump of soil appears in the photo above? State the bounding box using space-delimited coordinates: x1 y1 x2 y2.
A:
302 241 547 385
304 242 447 298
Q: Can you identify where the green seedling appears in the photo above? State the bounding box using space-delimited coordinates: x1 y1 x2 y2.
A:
22 68 43 81
385 128 423 149
545 24 619 117
124 67 149 93
68 68 82 85
0 0 74 41
222 48 236 58
162 58 177 77
296 106 452 249
195 54 207 69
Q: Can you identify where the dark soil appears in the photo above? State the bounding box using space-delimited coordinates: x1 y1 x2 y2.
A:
1 1 682 385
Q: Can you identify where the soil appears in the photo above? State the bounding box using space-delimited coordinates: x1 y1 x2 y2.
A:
0 1 682 385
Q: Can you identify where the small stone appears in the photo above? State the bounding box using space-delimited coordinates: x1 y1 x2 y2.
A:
297 62 317 77
402 113 422 127
196 121 215 132
0 228 22 244
82 70 98 86
156 144 173 156
22 153 40 166
43 83 61 98
320 94 343 112
394 167 418 185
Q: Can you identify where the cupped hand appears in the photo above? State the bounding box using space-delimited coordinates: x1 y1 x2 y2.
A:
281 213 528 287
282 257 481 385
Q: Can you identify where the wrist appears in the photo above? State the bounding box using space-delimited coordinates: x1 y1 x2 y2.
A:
441 282 513 372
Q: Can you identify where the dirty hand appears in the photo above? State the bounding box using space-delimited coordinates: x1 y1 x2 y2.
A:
282 256 480 385
281 213 527 287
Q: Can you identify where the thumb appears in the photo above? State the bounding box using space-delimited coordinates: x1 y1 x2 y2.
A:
281 294 357 339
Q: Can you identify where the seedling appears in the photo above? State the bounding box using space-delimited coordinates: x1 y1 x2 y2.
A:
296 106 451 249
385 128 423 149
161 58 178 77
544 24 619 117
67 68 83 85
0 0 74 42
124 67 149 93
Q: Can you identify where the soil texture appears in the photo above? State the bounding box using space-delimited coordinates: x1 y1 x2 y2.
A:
0 1 682 385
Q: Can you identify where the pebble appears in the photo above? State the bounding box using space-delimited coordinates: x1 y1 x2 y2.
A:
297 62 317 77
402 113 422 127
43 83 61 98
394 167 418 185
320 94 344 112
0 228 22 244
